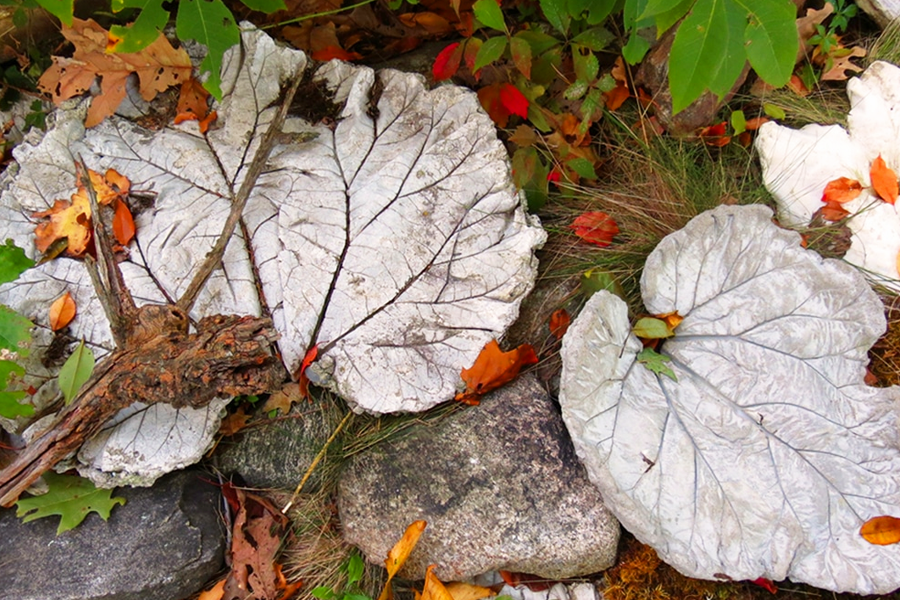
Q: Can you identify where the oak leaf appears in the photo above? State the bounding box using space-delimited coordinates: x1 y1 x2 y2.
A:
49 291 77 331
455 339 538 405
569 211 619 247
224 487 290 600
820 45 866 81
38 19 191 127
870 154 898 204
860 515 900 545
262 382 303 415
174 78 216 133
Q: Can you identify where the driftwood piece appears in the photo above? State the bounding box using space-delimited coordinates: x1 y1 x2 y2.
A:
0 311 286 506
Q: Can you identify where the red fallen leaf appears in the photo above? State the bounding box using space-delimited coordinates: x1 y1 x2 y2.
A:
861 515 900 545
750 578 778 594
463 38 482 74
296 344 319 399
433 42 463 81
697 121 730 146
570 211 619 247
822 176 863 204
478 83 528 128
549 309 570 340
744 116 770 131
871 154 899 204
546 169 561 185
49 291 77 331
311 45 363 62
455 339 538 405
499 83 529 119
112 198 135 246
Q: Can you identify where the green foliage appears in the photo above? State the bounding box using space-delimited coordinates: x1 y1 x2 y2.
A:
0 305 32 357
175 0 241 100
633 317 674 339
16 472 126 534
58 339 94 405
312 553 371 600
473 0 507 33
622 0 798 113
0 359 32 418
0 238 34 285
637 347 677 381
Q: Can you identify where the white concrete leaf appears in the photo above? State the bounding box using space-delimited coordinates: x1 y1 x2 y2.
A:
756 60 900 291
560 204 900 594
0 26 543 485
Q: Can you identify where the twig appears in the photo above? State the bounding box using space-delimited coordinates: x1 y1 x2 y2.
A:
282 410 353 513
178 67 306 314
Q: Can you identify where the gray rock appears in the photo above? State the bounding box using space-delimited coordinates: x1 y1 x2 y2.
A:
214 403 343 490
338 374 620 581
0 469 226 600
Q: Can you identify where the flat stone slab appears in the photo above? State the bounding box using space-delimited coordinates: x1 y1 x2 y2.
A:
0 469 225 600
338 373 620 581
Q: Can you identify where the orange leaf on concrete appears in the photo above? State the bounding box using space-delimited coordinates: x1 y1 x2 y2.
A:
478 83 528 128
311 45 363 62
822 177 863 204
262 382 304 415
296 344 319 399
112 198 135 246
455 339 538 405
569 211 619 247
549 309 570 340
443 582 494 600
861 515 900 545
820 200 850 222
433 42 463 81
421 565 455 600
38 19 191 127
871 154 899 204
49 292 77 331
174 78 212 128
378 520 427 600
219 406 252 436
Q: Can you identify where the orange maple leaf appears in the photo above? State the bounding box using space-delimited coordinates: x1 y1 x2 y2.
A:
49 292 77 331
33 167 133 257
38 19 191 127
871 155 899 204
455 340 538 405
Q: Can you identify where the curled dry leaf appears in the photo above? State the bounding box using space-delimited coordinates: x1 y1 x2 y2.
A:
378 520 427 600
870 154 898 205
421 565 455 600
455 339 538 405
49 291 76 331
822 177 863 204
861 515 900 545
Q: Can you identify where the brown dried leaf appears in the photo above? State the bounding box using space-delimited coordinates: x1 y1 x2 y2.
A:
224 488 288 600
262 382 303 415
49 291 77 331
820 46 867 81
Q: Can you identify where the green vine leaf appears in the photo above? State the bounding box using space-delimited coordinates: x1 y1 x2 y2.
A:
0 239 33 285
108 0 171 54
15 472 125 534
58 339 94 405
473 0 507 32
0 359 33 419
0 305 32 356
35 0 73 26
176 0 241 101
636 347 677 381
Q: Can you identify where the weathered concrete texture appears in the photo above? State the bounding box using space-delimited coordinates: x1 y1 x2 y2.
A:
0 469 225 600
338 373 620 581
857 0 900 27
215 403 341 490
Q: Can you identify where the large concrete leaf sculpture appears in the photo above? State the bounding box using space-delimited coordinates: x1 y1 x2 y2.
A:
0 26 544 486
756 60 900 291
560 204 900 594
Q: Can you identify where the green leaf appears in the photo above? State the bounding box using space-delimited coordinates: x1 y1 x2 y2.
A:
514 30 559 56
734 0 798 87
0 305 32 356
472 36 507 72
0 359 33 418
564 79 589 100
510 36 532 79
34 0 73 26
473 0 506 32
636 347 677 381
653 0 694 34
580 269 624 299
622 31 651 64
568 0 615 23
731 108 746 134
16 472 125 534
527 104 552 132
346 553 364 586
623 0 650 27
566 157 597 180
639 0 689 20
0 239 33 285
312 587 336 600
763 102 785 119
108 0 170 54
668 0 744 113
239 0 286 11
571 26 614 51
633 317 675 339
58 340 94 405
572 44 599 83
176 0 241 101
511 147 549 211
540 0 571 36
